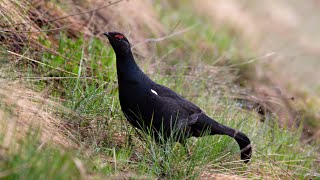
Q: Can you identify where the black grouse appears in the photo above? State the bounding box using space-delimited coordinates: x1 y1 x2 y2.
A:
104 32 252 163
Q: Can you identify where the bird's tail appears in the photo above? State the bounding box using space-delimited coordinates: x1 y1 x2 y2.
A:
195 114 252 163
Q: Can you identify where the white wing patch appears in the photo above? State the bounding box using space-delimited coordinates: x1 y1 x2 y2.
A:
151 89 158 95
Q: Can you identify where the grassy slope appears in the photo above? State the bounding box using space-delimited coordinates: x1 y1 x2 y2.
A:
190 0 320 143
0 0 319 179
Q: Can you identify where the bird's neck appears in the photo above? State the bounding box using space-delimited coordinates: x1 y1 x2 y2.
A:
115 51 146 83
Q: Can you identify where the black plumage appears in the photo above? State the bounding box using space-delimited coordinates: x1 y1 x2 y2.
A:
104 32 252 163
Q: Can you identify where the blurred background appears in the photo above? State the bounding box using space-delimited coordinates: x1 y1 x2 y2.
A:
192 0 320 141
0 0 319 179
207 0 320 96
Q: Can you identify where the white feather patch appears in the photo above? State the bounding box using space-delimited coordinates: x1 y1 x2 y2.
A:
151 89 158 95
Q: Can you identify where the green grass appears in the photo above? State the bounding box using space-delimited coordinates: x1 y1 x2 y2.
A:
0 130 82 180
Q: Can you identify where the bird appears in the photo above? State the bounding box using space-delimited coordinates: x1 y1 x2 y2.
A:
104 31 252 163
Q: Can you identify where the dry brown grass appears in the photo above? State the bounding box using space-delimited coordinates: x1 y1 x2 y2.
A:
31 0 166 57
1 0 166 54
0 78 78 149
200 172 246 180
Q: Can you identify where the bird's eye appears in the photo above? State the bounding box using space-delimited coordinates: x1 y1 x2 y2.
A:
115 34 124 40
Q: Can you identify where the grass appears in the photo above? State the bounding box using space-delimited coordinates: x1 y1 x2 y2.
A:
0 115 83 180
0 0 319 179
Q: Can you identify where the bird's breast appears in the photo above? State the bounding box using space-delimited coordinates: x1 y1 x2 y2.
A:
118 80 149 108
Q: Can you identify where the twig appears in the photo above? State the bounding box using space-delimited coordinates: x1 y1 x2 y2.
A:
72 44 85 98
131 25 197 49
7 50 77 76
16 76 98 80
226 52 276 68
1 22 85 34
254 147 296 179
0 0 124 28
6 50 108 83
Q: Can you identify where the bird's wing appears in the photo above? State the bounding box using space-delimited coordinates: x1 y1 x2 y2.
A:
150 83 203 125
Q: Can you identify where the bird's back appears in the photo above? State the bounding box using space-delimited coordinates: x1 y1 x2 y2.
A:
118 75 202 141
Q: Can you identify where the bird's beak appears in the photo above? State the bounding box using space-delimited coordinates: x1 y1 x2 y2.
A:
104 32 113 45
103 32 110 38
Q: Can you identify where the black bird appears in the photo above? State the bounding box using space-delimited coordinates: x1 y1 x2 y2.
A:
104 32 252 163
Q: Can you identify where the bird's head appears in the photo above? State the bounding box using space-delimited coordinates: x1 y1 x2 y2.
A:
104 32 131 55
